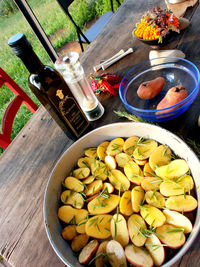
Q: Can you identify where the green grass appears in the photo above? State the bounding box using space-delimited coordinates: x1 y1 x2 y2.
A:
0 0 122 155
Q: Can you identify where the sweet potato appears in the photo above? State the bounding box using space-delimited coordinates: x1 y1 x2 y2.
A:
137 77 165 99
157 85 188 114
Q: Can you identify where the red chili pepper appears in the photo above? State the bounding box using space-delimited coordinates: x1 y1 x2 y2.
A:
101 73 122 85
113 82 121 90
98 80 117 95
91 79 99 92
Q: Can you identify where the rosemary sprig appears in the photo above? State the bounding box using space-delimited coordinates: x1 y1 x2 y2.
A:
114 110 150 123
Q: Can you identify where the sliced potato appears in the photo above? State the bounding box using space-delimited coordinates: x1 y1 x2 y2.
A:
134 158 148 166
88 194 120 215
163 209 193 233
108 169 130 191
58 205 88 224
149 144 172 171
115 153 130 167
62 225 77 241
124 161 144 185
85 214 112 239
60 190 84 209
95 241 109 267
140 204 166 228
120 190 133 216
77 157 93 168
155 159 189 179
165 195 198 212
86 194 99 202
84 180 103 196
160 175 194 196
141 177 162 191
125 244 153 267
143 162 155 177
79 239 99 265
105 155 117 169
103 182 114 194
133 139 158 160
145 234 165 267
106 138 124 156
64 176 84 192
91 160 108 181
131 186 145 213
71 234 89 252
73 167 90 179
145 190 165 209
84 147 97 158
111 214 129 247
76 219 87 234
123 136 139 155
106 240 127 267
156 224 185 249
128 214 147 247
83 175 95 184
97 141 109 161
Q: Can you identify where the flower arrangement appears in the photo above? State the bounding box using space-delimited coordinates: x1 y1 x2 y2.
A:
134 7 180 43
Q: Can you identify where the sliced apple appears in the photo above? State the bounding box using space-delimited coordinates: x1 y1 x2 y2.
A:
125 244 153 267
140 205 166 228
149 144 172 171
97 141 110 161
84 180 103 197
123 136 139 155
105 155 117 169
145 234 165 267
124 161 144 185
156 224 186 249
106 137 124 156
141 177 162 191
143 162 155 177
133 139 158 160
145 190 165 209
131 186 145 213
163 209 193 233
155 159 189 179
111 214 129 247
128 214 147 247
160 175 194 196
115 153 130 167
106 240 127 267
165 195 198 212
95 241 109 267
91 160 108 181
108 169 130 191
120 190 133 216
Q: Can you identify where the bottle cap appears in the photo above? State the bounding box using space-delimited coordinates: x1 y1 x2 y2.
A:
8 33 32 56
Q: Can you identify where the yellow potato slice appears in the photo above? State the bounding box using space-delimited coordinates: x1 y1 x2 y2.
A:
145 191 165 209
108 169 130 191
103 182 114 194
83 175 95 184
160 175 194 196
58 205 88 224
64 176 84 192
62 225 77 241
76 219 87 234
134 158 148 166
143 162 155 177
84 180 103 197
106 137 124 156
84 147 97 158
140 204 166 228
91 160 108 181
115 153 130 167
71 234 89 252
149 144 172 171
111 214 129 247
88 194 120 214
106 240 127 267
85 214 112 239
105 155 117 170
141 177 162 191
77 157 93 168
128 214 147 247
155 159 189 179
97 141 110 161
125 244 153 267
165 195 198 212
124 161 144 185
131 186 145 213
123 136 139 155
60 190 84 209
73 167 90 179
86 194 99 203
120 190 133 216
133 139 158 160
95 241 109 267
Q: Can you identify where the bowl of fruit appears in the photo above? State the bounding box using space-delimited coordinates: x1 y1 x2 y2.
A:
44 122 200 267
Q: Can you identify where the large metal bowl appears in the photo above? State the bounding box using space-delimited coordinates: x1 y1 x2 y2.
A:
43 122 200 267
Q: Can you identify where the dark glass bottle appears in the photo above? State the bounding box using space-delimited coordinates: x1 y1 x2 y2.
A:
8 33 90 140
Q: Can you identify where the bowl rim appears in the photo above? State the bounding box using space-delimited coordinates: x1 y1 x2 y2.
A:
119 56 200 115
43 122 200 267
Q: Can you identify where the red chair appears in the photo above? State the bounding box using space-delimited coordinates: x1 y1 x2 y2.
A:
0 67 38 149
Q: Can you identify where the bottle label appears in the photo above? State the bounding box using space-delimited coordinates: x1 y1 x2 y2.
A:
57 90 89 137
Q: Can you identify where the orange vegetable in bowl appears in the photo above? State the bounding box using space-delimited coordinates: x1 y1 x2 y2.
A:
137 77 165 99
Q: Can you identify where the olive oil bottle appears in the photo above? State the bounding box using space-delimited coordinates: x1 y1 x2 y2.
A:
8 33 90 140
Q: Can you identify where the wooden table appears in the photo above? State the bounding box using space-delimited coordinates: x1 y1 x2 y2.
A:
1 0 200 266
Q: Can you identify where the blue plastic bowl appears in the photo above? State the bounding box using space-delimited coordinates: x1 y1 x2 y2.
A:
119 57 200 122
